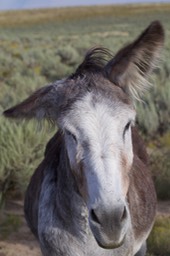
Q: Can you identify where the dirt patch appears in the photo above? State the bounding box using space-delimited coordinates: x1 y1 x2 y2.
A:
0 200 41 256
0 200 170 256
0 241 40 256
157 200 170 217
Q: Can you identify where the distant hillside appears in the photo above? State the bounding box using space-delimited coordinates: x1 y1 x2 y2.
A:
0 3 170 28
1 0 170 11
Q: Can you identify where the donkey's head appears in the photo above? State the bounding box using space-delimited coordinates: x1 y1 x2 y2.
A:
4 21 164 249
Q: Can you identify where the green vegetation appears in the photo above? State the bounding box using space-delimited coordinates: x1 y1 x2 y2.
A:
148 133 170 200
136 68 170 138
148 217 170 256
0 213 21 239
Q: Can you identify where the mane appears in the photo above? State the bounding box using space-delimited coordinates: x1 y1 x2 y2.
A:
71 47 113 78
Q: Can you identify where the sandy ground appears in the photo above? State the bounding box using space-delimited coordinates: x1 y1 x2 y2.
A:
0 200 170 256
0 200 41 256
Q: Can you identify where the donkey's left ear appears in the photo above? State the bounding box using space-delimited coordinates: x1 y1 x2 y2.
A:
105 21 164 99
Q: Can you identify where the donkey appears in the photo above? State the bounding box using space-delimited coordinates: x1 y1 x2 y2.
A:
4 21 164 256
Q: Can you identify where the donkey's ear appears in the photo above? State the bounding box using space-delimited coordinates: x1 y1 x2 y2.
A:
3 83 65 120
105 21 164 99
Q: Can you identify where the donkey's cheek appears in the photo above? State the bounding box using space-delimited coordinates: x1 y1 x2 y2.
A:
120 153 132 196
78 176 88 203
72 162 89 203
121 172 130 197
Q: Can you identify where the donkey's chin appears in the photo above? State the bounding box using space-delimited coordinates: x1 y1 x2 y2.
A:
90 223 126 250
95 236 125 249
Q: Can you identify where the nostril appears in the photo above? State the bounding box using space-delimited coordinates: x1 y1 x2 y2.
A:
120 206 127 222
90 209 101 224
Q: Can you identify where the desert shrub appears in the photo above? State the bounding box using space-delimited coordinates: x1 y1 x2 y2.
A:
71 38 92 56
148 132 170 200
136 63 170 139
136 62 170 201
137 63 170 200
0 213 21 239
0 74 47 109
0 116 54 205
57 45 80 66
23 47 45 63
0 51 23 80
41 54 72 80
147 217 170 256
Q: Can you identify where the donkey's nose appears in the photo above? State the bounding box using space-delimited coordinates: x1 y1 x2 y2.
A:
90 203 128 228
89 202 129 248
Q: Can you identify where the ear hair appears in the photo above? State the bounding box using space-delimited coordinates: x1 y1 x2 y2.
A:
105 21 164 100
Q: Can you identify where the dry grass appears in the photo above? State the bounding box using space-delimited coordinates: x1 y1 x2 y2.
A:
0 4 170 28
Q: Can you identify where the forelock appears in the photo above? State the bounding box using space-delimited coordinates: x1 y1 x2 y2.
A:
70 47 112 78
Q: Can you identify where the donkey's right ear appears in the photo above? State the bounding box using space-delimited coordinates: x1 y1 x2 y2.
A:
3 83 65 121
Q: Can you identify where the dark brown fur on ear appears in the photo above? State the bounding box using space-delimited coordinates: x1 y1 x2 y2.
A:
3 84 62 121
3 86 53 119
105 21 164 100
3 80 82 121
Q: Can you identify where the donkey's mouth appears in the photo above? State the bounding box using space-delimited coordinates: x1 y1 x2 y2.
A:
95 235 125 249
90 223 126 250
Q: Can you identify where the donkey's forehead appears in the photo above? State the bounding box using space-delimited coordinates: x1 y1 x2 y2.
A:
60 91 135 130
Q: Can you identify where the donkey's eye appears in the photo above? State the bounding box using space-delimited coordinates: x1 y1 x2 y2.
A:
66 130 77 143
123 121 131 138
